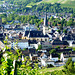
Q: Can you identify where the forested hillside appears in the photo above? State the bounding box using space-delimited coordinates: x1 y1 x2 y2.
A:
0 0 75 14
0 0 75 8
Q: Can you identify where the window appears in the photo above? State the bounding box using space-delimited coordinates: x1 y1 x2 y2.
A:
45 39 47 41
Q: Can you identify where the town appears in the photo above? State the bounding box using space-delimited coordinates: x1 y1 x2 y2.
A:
0 12 75 67
0 0 75 75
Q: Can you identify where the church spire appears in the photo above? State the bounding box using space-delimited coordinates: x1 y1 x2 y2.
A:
44 12 48 26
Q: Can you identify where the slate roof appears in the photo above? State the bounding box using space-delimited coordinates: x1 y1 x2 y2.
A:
62 33 75 40
25 31 49 37
52 38 69 45
63 51 75 58
9 39 28 42
56 48 72 53
72 41 75 44
28 40 37 44
51 53 59 58
40 41 51 45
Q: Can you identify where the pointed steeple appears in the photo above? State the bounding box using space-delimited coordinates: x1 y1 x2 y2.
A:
44 12 48 26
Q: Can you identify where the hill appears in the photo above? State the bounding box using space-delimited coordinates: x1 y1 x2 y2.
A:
0 0 75 8
27 0 75 8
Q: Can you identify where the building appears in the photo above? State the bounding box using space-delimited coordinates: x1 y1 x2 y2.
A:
22 31 49 41
22 13 49 42
40 53 47 59
52 38 69 48
10 39 29 49
72 41 75 47
50 54 59 62
29 40 38 49
60 52 75 62
38 41 52 49
29 54 38 61
43 12 49 35
41 58 55 66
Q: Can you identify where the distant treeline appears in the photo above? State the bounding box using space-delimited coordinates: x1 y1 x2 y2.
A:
10 3 75 14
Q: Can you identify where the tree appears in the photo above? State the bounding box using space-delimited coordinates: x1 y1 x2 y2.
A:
63 58 75 75
49 49 56 54
63 29 67 34
1 52 14 75
60 25 63 30
67 18 74 26
57 29 61 34
55 46 60 49
38 45 42 50
50 16 54 21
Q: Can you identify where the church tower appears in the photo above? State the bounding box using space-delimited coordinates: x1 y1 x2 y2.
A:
43 12 48 35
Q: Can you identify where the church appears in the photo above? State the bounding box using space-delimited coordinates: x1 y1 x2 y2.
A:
22 13 49 42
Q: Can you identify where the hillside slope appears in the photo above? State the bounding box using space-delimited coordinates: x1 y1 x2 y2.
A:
42 0 75 8
27 0 75 8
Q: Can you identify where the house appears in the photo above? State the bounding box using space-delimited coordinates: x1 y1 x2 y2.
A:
52 38 69 48
56 48 72 53
4 24 11 29
62 33 75 47
72 41 75 47
53 31 60 38
22 48 36 56
23 24 37 31
29 54 38 61
50 53 59 62
9 39 29 49
40 53 47 59
60 52 75 62
41 58 55 66
28 40 38 49
38 41 52 49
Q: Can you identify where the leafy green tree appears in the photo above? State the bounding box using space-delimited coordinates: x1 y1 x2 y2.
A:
50 16 54 21
55 46 60 49
49 49 56 54
1 52 14 75
63 29 67 34
38 45 42 50
57 29 61 34
63 58 75 75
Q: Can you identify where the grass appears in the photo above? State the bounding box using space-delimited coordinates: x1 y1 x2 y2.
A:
39 66 64 73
